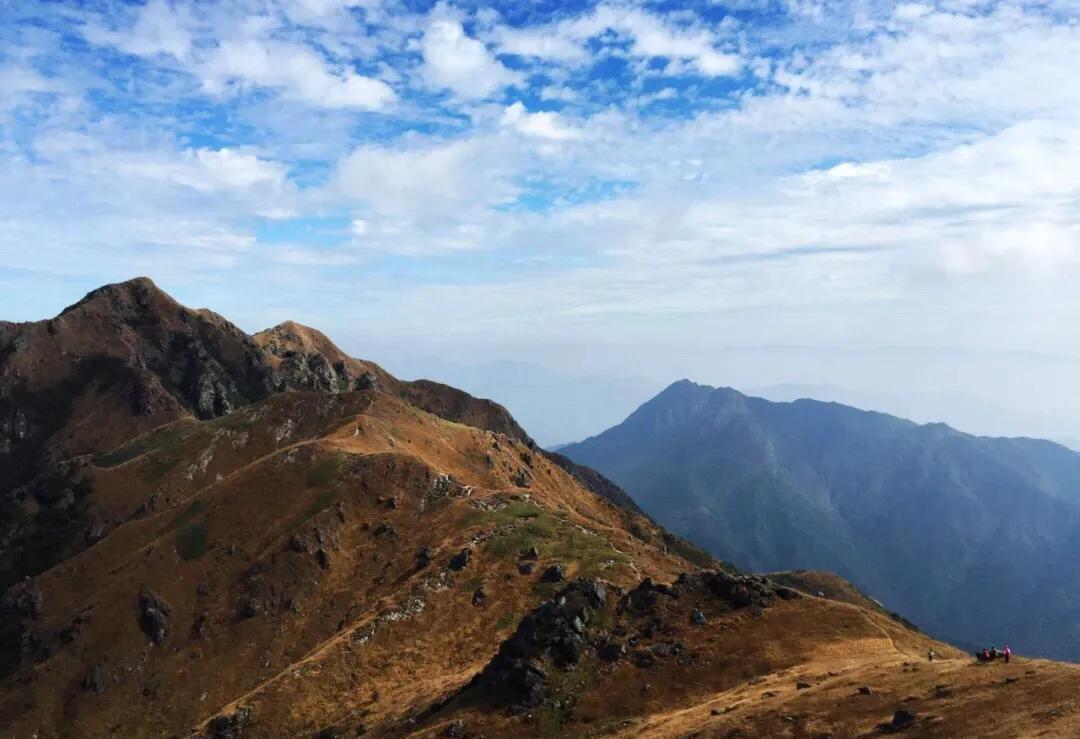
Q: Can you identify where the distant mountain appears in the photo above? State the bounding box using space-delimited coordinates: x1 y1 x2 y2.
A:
561 379 1080 661
750 382 1080 452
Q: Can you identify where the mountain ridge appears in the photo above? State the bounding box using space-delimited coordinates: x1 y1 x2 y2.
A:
5 281 1080 737
561 378 1080 661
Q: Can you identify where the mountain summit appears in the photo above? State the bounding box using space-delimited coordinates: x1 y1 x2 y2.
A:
4 285 1080 737
561 380 1080 661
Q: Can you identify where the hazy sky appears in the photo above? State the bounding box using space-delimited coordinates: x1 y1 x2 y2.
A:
3 0 1080 432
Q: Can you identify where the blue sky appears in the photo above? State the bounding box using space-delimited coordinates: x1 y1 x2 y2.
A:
3 0 1080 433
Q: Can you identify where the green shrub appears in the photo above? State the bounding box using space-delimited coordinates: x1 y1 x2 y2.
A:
306 457 344 487
176 520 209 560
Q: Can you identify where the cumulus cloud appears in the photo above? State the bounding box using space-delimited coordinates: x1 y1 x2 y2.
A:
613 8 741 76
501 102 582 141
421 15 522 98
491 27 587 62
82 0 194 60
174 148 290 193
331 135 522 251
201 39 396 110
491 3 741 76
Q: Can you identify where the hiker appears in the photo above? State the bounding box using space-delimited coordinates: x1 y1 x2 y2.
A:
927 648 936 662
982 648 990 662
1004 645 1012 663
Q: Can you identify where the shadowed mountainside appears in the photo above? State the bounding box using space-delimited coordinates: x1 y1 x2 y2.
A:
561 379 1080 661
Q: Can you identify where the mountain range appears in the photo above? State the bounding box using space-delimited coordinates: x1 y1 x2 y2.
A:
560 379 1080 662
3 280 1080 737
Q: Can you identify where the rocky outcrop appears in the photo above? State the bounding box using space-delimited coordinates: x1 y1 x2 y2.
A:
469 579 607 713
675 570 798 609
138 590 171 646
448 548 472 572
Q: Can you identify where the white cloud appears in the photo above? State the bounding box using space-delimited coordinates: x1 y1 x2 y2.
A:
336 139 479 210
183 148 290 192
756 3 1080 129
83 0 194 60
30 133 288 194
501 102 582 141
279 0 379 22
492 27 587 62
499 3 742 77
893 3 932 22
0 66 63 110
616 8 742 76
421 17 522 98
7 0 1080 415
332 135 521 245
201 39 396 110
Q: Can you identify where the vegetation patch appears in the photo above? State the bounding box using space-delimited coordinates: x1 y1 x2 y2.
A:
484 517 557 559
286 488 338 533
549 524 632 579
532 580 563 600
145 451 183 482
534 657 601 738
482 512 632 580
494 611 517 631
176 520 209 560
306 456 344 488
208 412 254 431
456 501 542 530
96 423 193 468
461 575 484 592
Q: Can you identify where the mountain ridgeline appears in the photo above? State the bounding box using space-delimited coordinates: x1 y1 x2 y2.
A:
560 379 1080 661
5 281 1080 738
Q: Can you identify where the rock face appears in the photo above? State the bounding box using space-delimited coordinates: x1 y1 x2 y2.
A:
472 579 606 713
878 708 917 733
540 564 565 583
255 322 368 394
253 321 536 448
448 548 472 572
205 707 253 739
0 279 275 591
137 591 171 646
82 663 106 694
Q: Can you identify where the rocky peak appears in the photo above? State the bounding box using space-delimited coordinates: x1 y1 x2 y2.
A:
253 321 386 395
58 276 173 320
